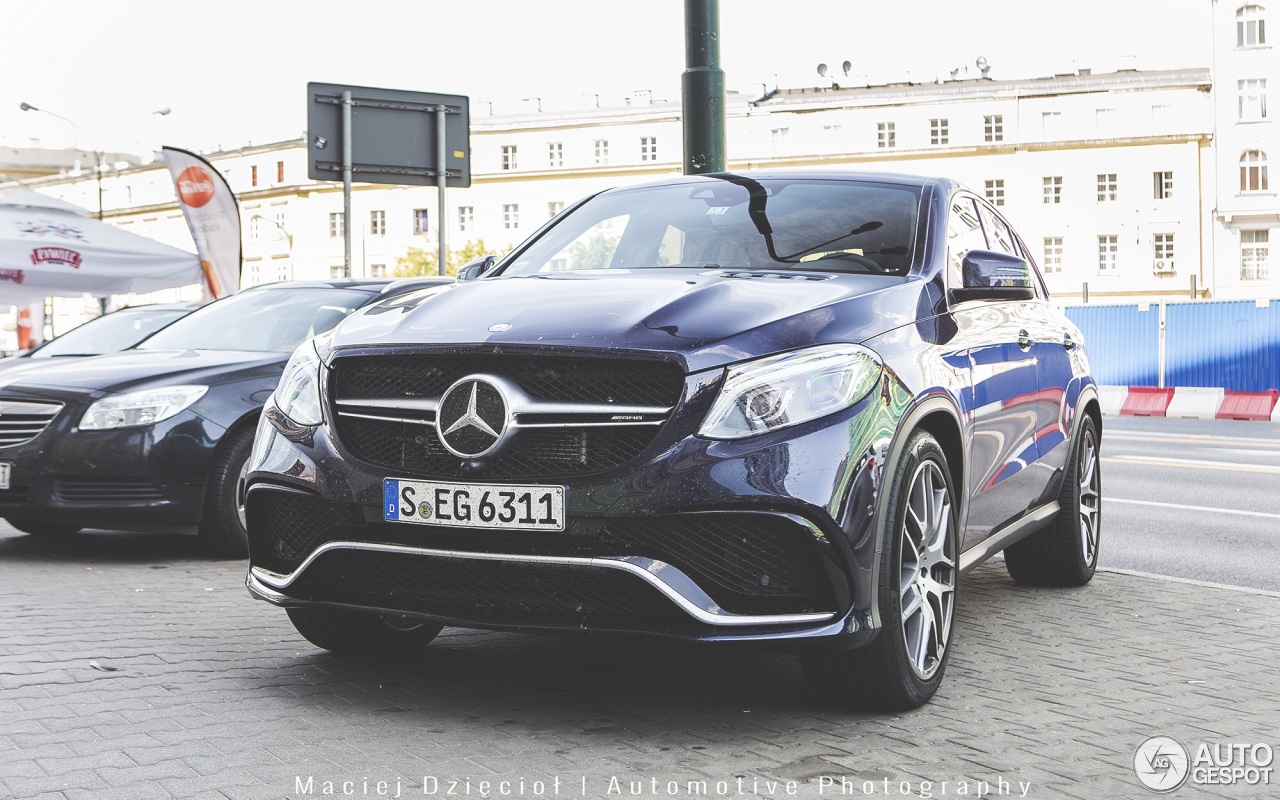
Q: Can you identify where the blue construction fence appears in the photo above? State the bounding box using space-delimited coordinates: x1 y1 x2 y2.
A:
1064 299 1280 392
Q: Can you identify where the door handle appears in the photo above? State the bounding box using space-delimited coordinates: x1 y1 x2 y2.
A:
1017 329 1032 350
1062 335 1077 351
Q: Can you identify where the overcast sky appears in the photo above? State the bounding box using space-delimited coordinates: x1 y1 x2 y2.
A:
2 0 1209 159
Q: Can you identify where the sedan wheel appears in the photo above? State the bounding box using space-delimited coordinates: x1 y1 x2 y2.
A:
802 430 957 710
198 425 257 558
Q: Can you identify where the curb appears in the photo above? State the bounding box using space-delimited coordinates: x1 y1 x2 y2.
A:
1101 385 1280 421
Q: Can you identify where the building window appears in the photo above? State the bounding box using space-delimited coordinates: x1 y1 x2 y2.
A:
458 206 474 232
548 142 563 168
877 122 896 149
1041 111 1063 138
503 203 519 229
984 179 1006 207
1238 4 1267 47
330 264 350 278
501 145 517 170
1096 173 1118 202
247 214 260 241
276 161 285 183
369 263 387 278
370 210 385 236
823 124 842 135
984 114 1004 142
1043 176 1063 204
1153 171 1175 199
640 136 658 161
1154 234 1176 273
548 201 565 218
329 212 344 238
1241 150 1270 191
594 139 609 164
1098 235 1119 272
1238 78 1269 120
770 128 789 147
1241 230 1271 280
250 165 258 187
412 208 429 235
1096 108 1116 136
1042 237 1064 273
930 118 949 145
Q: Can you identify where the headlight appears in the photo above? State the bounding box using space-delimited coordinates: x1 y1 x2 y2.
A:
79 385 209 430
698 345 882 440
273 337 325 426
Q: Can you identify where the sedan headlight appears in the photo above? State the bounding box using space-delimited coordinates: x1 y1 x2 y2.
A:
80 386 209 430
698 345 882 440
273 336 325 427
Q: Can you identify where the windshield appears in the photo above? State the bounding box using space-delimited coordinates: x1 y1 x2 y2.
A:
502 176 922 277
139 288 371 352
33 307 191 358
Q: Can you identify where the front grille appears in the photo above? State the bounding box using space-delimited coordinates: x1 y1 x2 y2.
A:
250 489 834 617
330 354 685 479
288 548 686 625
333 354 683 408
0 400 62 447
54 477 166 503
341 417 656 477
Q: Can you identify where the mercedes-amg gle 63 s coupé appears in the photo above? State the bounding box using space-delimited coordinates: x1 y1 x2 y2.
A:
245 171 1101 709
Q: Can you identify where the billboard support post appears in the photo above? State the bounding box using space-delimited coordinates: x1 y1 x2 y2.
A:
342 90 353 276
436 105 447 276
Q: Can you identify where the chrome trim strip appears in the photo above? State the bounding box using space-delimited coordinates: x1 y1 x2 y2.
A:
958 502 1060 574
250 541 835 627
337 411 434 426
511 419 665 428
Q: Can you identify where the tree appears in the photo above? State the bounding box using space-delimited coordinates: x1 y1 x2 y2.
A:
394 239 500 278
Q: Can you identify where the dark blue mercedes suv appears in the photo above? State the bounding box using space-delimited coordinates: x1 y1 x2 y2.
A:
245 171 1101 709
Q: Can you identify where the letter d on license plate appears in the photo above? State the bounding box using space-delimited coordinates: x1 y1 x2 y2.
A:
384 478 566 531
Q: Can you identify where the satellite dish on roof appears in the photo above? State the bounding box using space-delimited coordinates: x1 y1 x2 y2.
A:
817 63 829 77
842 60 852 76
976 56 990 75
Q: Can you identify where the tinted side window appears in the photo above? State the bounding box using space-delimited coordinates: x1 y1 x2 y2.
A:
976 202 1017 256
946 196 986 291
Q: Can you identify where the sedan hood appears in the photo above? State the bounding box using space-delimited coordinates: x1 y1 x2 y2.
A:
332 269 918 371
0 348 288 395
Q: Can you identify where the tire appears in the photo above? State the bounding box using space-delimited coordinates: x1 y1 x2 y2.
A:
198 425 256 558
801 430 958 711
286 607 443 656
5 518 80 536
1004 414 1101 587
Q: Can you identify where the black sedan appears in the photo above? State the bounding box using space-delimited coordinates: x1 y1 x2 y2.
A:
0 302 202 372
246 171 1101 709
0 277 452 555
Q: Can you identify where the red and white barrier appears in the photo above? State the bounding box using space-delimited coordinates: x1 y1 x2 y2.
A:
1100 385 1280 421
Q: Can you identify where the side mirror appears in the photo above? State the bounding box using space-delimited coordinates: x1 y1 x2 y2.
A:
952 250 1036 302
456 255 498 282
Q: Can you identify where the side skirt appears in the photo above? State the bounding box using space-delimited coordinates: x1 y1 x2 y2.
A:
958 502 1060 575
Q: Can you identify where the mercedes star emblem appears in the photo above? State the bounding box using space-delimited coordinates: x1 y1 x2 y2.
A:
436 378 509 459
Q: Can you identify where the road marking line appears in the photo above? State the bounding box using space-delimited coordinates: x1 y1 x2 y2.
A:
1105 432 1280 449
1110 497 1280 520
1102 455 1280 474
1098 567 1280 598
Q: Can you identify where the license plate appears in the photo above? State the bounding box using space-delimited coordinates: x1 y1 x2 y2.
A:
0 462 9 491
383 478 566 531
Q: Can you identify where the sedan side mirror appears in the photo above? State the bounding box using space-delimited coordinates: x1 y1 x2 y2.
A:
456 255 498 282
952 249 1036 303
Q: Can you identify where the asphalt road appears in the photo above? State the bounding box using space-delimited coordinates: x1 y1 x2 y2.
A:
1096 413 1280 592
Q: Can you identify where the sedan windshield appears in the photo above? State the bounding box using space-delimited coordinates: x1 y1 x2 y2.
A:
33 307 191 357
139 288 370 352
503 176 922 277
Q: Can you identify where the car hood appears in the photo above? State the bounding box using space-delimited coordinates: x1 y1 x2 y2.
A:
0 348 288 396
332 269 920 372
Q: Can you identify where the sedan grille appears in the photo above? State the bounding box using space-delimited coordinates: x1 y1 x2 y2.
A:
54 477 167 503
329 354 685 479
0 400 62 447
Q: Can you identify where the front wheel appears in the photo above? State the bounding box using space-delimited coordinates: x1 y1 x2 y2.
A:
198 425 255 558
1004 414 1101 587
287 607 443 656
802 430 958 710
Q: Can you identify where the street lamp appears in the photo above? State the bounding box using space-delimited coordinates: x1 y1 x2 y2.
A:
18 103 170 220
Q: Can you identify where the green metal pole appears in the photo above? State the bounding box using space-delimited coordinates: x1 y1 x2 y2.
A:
682 0 726 174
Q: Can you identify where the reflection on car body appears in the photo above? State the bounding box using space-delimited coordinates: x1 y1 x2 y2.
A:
245 171 1101 709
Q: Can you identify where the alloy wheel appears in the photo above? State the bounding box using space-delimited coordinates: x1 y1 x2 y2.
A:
898 460 956 681
1078 429 1101 565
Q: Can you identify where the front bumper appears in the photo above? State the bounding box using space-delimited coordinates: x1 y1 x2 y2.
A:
246 372 905 646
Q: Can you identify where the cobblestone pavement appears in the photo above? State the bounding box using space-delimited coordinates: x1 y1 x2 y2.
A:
1 525 1277 800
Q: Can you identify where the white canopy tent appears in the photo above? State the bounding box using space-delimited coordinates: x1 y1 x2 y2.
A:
0 190 203 306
